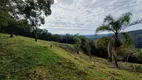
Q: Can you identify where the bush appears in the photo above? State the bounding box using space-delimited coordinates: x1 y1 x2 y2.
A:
95 37 111 58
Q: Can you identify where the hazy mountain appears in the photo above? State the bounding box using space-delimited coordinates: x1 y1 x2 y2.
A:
84 29 142 48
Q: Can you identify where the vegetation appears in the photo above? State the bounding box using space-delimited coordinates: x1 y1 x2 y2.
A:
73 35 82 54
96 12 142 67
0 0 53 40
96 37 111 58
0 33 142 80
0 0 142 79
134 34 142 48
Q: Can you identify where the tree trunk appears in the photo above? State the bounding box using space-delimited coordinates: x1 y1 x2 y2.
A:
107 42 112 62
113 52 119 67
77 50 79 54
10 33 14 38
35 37 37 42
89 54 92 61
113 33 119 67
7 73 10 80
35 28 37 42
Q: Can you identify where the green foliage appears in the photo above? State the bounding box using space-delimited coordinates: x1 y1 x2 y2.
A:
0 33 88 80
73 35 81 54
84 40 92 61
132 49 142 62
121 32 134 47
0 11 14 27
96 37 111 49
0 0 54 39
0 33 142 80
96 37 111 57
95 25 113 33
118 33 135 61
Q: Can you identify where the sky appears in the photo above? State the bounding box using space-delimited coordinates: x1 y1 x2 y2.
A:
40 0 142 35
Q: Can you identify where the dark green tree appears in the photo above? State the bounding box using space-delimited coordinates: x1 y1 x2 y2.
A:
96 37 111 58
85 40 92 61
73 35 81 54
119 32 134 62
22 0 54 42
0 0 54 40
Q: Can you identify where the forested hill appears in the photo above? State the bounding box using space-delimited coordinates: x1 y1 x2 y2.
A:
128 30 142 48
128 30 142 37
85 30 142 40
85 30 142 48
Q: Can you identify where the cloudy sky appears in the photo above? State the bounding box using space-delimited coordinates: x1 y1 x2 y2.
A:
41 0 142 35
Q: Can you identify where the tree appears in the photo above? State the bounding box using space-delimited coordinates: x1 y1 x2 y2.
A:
95 12 142 67
0 0 25 37
96 37 111 58
73 35 81 54
0 0 54 40
85 40 92 61
22 0 54 42
119 32 135 62
0 0 16 36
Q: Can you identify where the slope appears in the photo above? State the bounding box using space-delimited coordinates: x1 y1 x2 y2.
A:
0 33 141 80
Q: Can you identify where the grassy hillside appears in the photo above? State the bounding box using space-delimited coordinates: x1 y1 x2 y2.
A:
0 33 142 80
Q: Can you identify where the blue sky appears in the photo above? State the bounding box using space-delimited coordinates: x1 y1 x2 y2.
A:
41 0 142 35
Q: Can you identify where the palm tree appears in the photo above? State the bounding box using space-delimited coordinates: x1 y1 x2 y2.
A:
95 12 142 67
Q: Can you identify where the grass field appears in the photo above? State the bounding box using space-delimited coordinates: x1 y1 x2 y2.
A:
0 33 142 80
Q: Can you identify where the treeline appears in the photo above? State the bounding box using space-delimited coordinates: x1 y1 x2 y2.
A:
1 24 142 64
0 24 97 56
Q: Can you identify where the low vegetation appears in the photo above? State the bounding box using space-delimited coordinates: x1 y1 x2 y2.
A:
0 33 142 80
0 1 142 79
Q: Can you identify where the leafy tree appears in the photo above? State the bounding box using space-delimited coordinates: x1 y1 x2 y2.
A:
73 35 81 54
95 12 142 67
96 37 111 58
85 40 92 61
132 49 142 63
62 34 74 44
22 0 54 42
119 32 135 62
90 40 97 57
38 29 48 40
0 0 54 40
53 34 61 42
121 32 134 47
0 12 13 27
0 0 16 36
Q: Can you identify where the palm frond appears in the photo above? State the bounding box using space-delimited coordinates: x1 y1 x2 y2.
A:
122 19 142 30
111 21 121 33
121 13 132 23
104 15 114 23
95 25 113 34
129 19 142 26
118 12 132 30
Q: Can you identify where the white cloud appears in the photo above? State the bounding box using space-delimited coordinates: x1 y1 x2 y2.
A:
41 0 142 34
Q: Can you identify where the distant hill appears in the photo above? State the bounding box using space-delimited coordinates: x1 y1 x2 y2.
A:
83 34 113 40
84 30 142 48
128 30 142 48
128 30 142 37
